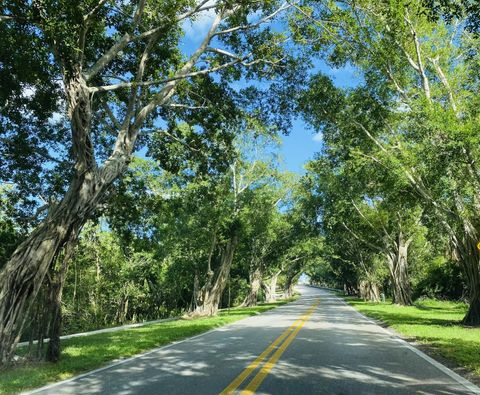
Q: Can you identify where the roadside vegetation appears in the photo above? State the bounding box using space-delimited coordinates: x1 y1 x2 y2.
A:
0 299 295 395
301 0 480 325
341 296 480 379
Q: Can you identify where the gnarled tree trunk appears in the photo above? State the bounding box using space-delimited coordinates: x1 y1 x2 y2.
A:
450 225 480 326
0 172 124 364
243 265 262 307
46 235 76 363
386 232 412 306
45 269 67 362
263 270 281 303
0 72 133 365
192 235 238 316
0 182 83 364
283 273 297 298
358 280 380 302
406 163 480 324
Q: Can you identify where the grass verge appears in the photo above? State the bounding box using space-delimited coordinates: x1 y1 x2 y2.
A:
341 296 480 380
0 298 296 395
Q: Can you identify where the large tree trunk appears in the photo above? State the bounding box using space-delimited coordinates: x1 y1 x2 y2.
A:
263 270 281 303
0 71 132 365
243 265 262 307
25 283 51 361
407 164 480 324
464 287 480 326
386 232 412 306
46 236 75 363
45 281 63 363
451 225 480 326
0 185 81 364
0 159 127 365
358 280 381 302
283 274 297 298
1 181 90 363
192 235 238 316
45 272 65 362
464 290 480 326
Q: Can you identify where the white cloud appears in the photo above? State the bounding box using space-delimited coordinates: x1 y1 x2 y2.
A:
48 112 64 124
22 86 36 99
312 132 323 143
183 1 217 41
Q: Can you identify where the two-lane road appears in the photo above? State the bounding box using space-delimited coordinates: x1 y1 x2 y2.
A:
29 286 480 394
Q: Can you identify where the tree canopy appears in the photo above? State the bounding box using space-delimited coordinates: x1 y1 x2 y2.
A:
1 0 480 368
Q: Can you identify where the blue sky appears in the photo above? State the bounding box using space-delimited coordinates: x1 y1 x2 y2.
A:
279 62 360 174
279 118 320 174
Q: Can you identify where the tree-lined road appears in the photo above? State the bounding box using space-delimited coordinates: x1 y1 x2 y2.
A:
29 286 479 395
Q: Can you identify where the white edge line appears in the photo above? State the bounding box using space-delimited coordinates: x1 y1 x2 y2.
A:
23 299 301 395
328 289 480 395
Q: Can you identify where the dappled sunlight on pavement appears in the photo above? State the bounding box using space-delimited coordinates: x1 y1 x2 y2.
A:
29 286 479 395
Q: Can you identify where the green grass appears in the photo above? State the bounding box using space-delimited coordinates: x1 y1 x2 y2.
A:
0 298 296 395
342 296 480 377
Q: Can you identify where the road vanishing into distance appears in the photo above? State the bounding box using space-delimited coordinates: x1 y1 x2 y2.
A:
29 286 480 395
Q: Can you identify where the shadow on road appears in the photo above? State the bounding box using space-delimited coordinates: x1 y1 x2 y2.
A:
33 288 476 395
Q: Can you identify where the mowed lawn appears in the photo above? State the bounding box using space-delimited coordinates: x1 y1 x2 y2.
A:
343 296 480 377
0 299 295 395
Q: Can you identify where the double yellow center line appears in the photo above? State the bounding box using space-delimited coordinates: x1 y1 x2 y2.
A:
220 298 320 395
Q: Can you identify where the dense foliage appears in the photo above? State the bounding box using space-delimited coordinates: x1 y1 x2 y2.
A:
297 0 479 324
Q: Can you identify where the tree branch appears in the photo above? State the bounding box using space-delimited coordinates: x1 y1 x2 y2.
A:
101 100 121 131
404 10 431 101
342 221 384 253
214 2 292 36
428 56 457 113
83 0 109 23
88 57 246 93
84 0 146 81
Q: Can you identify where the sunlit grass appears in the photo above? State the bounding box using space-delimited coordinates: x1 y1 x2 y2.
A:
0 297 296 395
343 296 480 377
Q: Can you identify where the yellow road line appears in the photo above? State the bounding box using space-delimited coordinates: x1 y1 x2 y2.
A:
220 299 319 395
220 319 301 395
240 300 319 395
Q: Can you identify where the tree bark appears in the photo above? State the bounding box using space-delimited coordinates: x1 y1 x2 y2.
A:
192 235 238 316
26 285 50 361
45 275 65 362
463 291 480 326
46 234 75 363
386 232 412 306
450 226 480 326
263 270 280 302
358 280 380 302
243 265 262 307
283 274 296 298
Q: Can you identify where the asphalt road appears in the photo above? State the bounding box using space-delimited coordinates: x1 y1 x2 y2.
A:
29 286 480 395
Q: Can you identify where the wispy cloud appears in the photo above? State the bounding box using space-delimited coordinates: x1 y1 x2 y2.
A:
183 1 217 42
312 132 323 143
